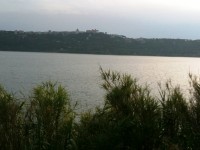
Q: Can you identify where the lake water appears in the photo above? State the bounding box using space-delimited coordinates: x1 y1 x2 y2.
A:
1 51 200 110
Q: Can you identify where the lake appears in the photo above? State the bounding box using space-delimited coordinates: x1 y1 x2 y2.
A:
1 51 200 110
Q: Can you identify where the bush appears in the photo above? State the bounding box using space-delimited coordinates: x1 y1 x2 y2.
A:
0 81 76 150
25 81 76 150
3 70 200 149
159 82 191 149
76 69 161 149
76 69 200 149
0 85 24 150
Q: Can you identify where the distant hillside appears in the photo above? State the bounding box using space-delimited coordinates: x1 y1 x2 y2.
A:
1 30 200 56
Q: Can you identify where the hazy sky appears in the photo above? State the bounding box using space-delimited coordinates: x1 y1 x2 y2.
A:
1 0 200 39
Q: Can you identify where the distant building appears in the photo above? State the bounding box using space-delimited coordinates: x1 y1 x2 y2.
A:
75 28 79 33
71 28 84 34
136 38 146 44
86 29 99 33
110 34 126 38
14 30 24 34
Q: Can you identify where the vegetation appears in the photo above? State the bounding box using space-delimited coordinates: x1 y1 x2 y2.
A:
1 30 200 56
0 82 76 150
2 69 200 149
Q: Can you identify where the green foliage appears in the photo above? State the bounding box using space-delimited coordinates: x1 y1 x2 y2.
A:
0 82 75 150
76 69 161 149
3 70 200 149
1 30 200 56
158 82 191 149
187 74 200 148
76 69 200 149
0 85 24 150
25 81 76 150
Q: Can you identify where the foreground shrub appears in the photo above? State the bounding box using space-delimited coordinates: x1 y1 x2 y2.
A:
159 83 191 149
0 86 24 150
76 69 161 149
188 74 200 148
3 70 200 149
25 81 76 150
76 69 200 149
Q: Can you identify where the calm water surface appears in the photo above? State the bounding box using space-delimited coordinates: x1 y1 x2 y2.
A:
1 51 200 110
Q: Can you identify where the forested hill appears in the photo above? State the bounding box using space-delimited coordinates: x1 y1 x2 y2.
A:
1 30 200 57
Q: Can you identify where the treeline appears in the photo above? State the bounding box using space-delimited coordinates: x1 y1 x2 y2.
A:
2 69 200 149
1 30 200 56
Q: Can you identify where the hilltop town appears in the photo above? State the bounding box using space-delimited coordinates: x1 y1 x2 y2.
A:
11 29 126 38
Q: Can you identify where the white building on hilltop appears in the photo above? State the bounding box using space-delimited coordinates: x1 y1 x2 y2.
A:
86 29 99 33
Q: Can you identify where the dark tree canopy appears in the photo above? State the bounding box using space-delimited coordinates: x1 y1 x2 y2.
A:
1 30 200 57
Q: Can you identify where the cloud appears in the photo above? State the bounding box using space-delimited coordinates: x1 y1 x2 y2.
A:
1 0 200 39
1 0 200 16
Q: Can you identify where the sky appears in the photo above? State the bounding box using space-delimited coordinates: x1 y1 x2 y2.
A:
1 0 200 39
